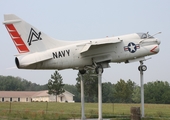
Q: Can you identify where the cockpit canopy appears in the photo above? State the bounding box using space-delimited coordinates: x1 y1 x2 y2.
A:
137 33 154 39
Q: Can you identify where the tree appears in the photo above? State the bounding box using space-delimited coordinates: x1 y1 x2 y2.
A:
102 82 114 103
76 70 98 102
144 81 170 104
132 85 140 103
0 75 47 91
48 71 65 102
126 79 135 102
114 79 135 103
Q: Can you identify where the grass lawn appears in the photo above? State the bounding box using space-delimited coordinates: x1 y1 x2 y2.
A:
0 102 169 120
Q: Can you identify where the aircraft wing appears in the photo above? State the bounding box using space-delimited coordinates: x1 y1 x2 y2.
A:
80 38 121 53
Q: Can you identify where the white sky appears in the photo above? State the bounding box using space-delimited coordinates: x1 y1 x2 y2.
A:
0 1 169 85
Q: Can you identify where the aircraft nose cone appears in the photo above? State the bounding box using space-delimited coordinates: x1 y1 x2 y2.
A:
150 45 160 53
157 39 161 45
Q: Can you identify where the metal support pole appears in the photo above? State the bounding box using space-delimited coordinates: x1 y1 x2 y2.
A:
140 61 144 118
98 68 103 120
80 74 86 120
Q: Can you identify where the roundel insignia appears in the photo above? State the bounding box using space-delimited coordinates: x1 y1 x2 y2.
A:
124 42 140 53
128 42 137 53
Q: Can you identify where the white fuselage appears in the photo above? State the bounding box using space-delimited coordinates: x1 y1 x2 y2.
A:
16 33 160 70
3 14 160 71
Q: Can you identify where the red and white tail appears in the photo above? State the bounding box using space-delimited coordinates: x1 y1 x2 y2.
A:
3 14 71 54
5 23 30 53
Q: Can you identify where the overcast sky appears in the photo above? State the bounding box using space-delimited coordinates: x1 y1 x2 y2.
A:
0 1 169 85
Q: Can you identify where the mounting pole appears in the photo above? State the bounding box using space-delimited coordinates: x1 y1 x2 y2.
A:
98 68 103 120
140 61 144 118
80 74 86 120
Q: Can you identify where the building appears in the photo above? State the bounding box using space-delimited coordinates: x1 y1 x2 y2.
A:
0 90 74 102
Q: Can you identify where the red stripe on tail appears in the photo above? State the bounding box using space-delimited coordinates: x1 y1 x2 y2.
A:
5 24 29 53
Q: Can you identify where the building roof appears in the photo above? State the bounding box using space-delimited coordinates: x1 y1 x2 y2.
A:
0 91 37 97
0 90 74 98
32 90 49 97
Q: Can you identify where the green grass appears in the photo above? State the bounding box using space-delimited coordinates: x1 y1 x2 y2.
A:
0 102 170 120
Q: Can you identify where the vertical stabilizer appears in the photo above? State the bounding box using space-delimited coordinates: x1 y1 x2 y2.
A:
3 14 71 53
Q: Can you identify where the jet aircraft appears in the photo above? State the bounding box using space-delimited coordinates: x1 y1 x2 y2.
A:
3 14 161 120
3 14 161 74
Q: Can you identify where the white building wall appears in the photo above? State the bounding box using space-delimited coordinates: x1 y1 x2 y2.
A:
12 98 18 102
20 97 31 102
0 97 9 102
0 97 31 102
44 97 49 102
48 94 67 102
4 97 10 102
0 90 74 102
32 96 49 102
20 98 26 102
49 95 56 102
64 92 74 102
32 97 37 102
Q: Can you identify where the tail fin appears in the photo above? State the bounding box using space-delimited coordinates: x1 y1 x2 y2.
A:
3 14 69 53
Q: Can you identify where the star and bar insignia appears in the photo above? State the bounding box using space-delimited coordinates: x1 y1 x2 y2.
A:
124 42 140 53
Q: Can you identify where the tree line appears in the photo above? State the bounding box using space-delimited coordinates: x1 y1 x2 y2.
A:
0 72 170 104
0 75 47 91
